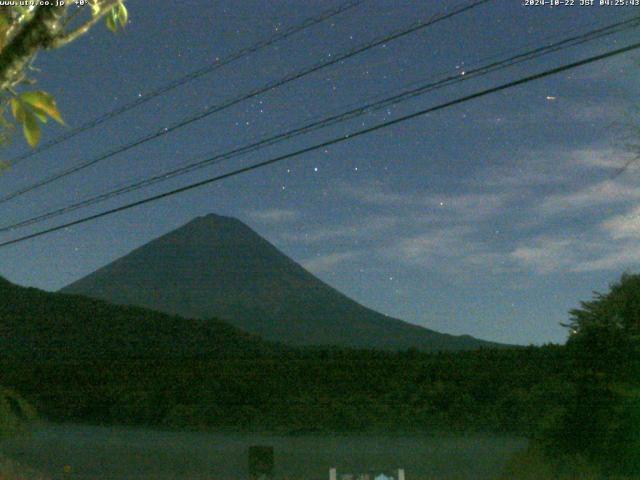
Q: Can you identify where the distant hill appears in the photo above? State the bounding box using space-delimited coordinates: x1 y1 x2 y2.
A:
0 273 559 436
61 214 501 351
0 276 273 361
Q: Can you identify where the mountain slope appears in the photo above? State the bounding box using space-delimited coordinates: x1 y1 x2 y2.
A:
0 276 273 361
61 214 500 351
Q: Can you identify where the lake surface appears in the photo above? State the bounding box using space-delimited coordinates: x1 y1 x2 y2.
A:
1 424 526 479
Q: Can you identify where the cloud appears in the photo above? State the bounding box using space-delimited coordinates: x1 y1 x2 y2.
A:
426 193 506 220
602 205 640 240
571 148 634 170
383 227 640 276
279 183 514 278
470 165 566 190
381 226 511 275
510 236 577 274
261 147 640 278
339 182 507 221
577 205 640 270
248 208 299 224
562 99 626 125
509 231 640 274
339 184 409 206
281 215 398 244
565 55 636 84
539 179 640 215
469 147 636 198
389 226 471 264
302 251 360 273
509 176 640 273
572 245 640 272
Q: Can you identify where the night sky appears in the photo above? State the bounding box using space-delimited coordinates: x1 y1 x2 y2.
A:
0 0 638 345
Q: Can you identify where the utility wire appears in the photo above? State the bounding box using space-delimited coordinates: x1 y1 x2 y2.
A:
1 18 637 231
0 0 491 206
1 39 638 248
6 0 364 167
1 15 637 233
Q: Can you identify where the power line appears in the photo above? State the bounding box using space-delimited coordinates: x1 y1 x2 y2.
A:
6 0 364 167
2 14 638 233
1 39 638 248
0 0 491 206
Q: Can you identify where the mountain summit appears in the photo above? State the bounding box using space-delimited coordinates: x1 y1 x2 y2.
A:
61 214 498 350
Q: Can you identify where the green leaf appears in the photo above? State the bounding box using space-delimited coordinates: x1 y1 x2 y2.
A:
0 13 10 30
14 6 31 15
106 8 118 32
0 110 12 129
10 98 25 124
90 1 101 16
118 2 128 27
20 91 64 125
30 108 48 123
0 13 11 48
22 111 40 148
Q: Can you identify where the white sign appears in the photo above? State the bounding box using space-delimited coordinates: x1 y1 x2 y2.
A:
329 468 405 480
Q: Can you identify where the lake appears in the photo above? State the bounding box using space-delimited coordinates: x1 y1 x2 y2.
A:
1 424 526 479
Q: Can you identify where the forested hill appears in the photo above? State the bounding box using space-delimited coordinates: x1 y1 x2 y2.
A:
0 276 275 360
0 274 562 434
61 214 503 351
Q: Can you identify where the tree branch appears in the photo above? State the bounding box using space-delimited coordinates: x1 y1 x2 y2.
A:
0 6 66 91
52 1 121 48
